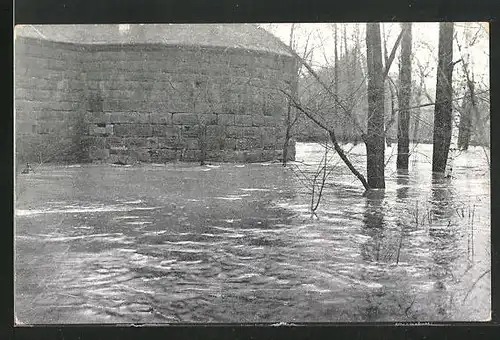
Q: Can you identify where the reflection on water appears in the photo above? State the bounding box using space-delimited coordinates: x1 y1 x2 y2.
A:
15 143 490 323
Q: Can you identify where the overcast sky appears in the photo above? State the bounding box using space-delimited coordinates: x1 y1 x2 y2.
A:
260 22 489 99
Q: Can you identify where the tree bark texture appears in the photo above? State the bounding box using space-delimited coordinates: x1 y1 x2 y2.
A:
397 23 412 170
334 24 341 141
432 22 454 173
457 87 473 150
366 23 386 188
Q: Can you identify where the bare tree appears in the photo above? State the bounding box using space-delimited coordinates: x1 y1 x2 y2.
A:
456 85 473 150
454 23 489 153
396 23 412 170
334 24 340 139
279 24 403 191
432 22 454 173
282 24 312 166
365 23 386 188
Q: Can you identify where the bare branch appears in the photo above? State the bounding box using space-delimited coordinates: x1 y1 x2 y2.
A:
393 90 489 114
280 41 366 137
383 28 405 79
282 90 370 191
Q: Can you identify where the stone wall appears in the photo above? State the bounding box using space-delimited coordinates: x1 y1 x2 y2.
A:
80 44 297 163
15 39 297 164
14 37 87 165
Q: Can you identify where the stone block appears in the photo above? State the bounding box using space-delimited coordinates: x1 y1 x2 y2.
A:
185 138 199 150
184 149 201 161
123 137 148 148
233 151 247 162
112 124 129 137
148 112 172 125
180 125 200 138
220 151 240 162
109 112 149 124
152 124 169 137
83 136 107 149
223 137 237 150
89 147 109 160
206 125 227 139
16 121 37 134
242 127 260 138
84 112 111 124
206 134 236 150
105 124 114 135
105 137 123 148
244 150 263 163
197 113 217 125
206 150 225 162
129 148 151 162
114 124 153 137
109 146 128 154
157 136 181 149
235 115 253 127
172 113 198 125
252 114 265 127
146 137 159 149
263 116 278 126
218 114 235 126
157 149 179 162
236 137 262 150
225 126 243 139
261 150 276 161
107 152 137 165
261 128 278 149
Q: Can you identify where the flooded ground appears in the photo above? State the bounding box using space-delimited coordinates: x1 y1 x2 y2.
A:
14 142 490 324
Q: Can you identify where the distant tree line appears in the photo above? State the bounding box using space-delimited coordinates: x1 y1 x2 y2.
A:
277 22 490 192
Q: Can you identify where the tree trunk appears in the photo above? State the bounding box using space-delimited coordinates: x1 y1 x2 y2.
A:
282 24 296 166
457 87 472 150
334 24 341 141
365 23 386 189
343 25 349 62
412 77 423 144
432 22 454 173
397 23 412 170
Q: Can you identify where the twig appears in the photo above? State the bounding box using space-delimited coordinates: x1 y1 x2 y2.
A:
282 91 370 191
462 269 491 304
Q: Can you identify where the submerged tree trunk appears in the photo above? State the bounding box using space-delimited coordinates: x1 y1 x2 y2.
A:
457 87 473 150
397 23 412 170
365 23 386 188
432 22 454 173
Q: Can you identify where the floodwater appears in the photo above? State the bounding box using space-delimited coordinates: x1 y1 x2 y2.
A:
14 142 491 324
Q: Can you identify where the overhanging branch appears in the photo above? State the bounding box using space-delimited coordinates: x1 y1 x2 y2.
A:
281 43 366 138
281 89 370 191
383 28 405 79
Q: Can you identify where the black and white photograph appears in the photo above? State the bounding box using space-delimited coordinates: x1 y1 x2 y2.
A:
14 22 490 324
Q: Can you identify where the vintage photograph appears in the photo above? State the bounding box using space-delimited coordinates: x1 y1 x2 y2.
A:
14 23 490 324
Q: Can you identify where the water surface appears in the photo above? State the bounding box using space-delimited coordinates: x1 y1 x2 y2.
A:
15 142 491 323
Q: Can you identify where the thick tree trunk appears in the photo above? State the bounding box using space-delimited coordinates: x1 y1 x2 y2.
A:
365 23 386 188
457 88 472 150
397 23 412 170
432 22 454 173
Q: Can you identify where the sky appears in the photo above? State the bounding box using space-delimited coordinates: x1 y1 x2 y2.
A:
260 22 490 100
